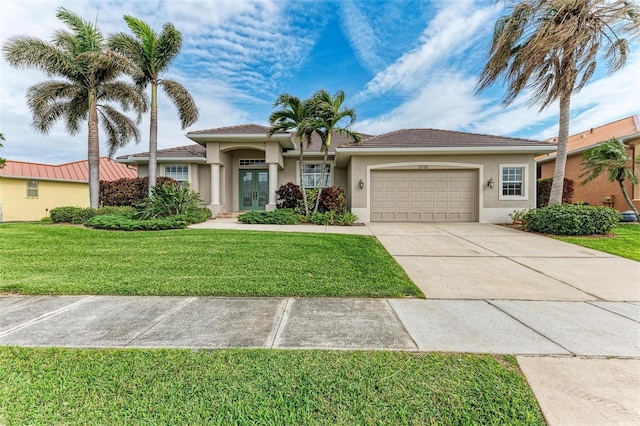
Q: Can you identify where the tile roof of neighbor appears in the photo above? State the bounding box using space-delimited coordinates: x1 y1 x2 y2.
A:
118 144 206 159
340 128 549 148
545 114 640 155
0 157 137 181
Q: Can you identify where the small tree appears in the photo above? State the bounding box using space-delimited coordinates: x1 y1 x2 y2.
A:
580 137 639 216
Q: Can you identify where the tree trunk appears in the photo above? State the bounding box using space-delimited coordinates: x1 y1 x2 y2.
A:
618 176 639 217
148 82 158 196
299 141 309 217
313 145 329 215
87 89 100 209
549 92 571 206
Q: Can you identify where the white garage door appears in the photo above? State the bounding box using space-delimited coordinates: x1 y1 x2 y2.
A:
370 169 478 222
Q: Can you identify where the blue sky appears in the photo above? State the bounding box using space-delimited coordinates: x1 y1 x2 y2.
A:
1 0 639 164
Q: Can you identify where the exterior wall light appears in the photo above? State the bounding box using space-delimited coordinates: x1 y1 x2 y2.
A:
487 178 495 189
359 178 364 189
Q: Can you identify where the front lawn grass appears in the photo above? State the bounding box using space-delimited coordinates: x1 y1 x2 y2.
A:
554 224 640 261
0 347 545 425
0 223 422 297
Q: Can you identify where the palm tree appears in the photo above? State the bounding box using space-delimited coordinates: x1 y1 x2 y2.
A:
109 16 199 195
0 133 5 169
305 89 361 214
476 0 640 205
3 7 147 209
580 137 639 216
268 93 315 217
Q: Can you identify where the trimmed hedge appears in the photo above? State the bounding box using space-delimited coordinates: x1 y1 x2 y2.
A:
237 210 300 225
84 209 211 231
309 211 358 226
537 178 574 207
100 176 177 207
524 204 621 235
50 206 135 224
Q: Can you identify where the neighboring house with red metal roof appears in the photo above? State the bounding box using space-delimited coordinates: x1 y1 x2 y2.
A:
0 157 136 221
118 124 555 223
537 115 640 211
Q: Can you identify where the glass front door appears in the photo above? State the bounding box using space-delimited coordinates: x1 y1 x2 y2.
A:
239 170 268 210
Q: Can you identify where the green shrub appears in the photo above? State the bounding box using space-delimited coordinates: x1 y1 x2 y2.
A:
84 212 208 231
100 176 177 207
50 206 95 224
134 183 203 220
309 211 358 226
277 183 347 215
524 204 621 235
237 210 300 225
276 182 303 209
96 206 136 217
536 178 574 207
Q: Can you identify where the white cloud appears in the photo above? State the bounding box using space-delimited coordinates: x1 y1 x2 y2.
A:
356 0 498 101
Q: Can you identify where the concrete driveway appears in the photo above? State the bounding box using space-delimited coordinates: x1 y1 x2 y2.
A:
367 222 639 302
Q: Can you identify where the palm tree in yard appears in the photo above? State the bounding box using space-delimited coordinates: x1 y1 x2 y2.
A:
306 89 360 214
3 7 147 209
580 137 640 216
109 16 199 195
476 0 640 206
268 93 315 217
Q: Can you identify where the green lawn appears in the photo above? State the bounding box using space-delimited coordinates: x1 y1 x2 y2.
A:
0 347 545 425
0 223 422 298
555 224 640 261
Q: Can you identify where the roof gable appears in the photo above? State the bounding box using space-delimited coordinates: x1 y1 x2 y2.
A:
187 124 274 135
547 115 640 153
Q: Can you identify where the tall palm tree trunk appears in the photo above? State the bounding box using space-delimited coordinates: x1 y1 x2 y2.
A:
549 92 571 205
618 174 639 216
87 89 100 209
148 82 158 196
313 142 330 215
299 144 309 217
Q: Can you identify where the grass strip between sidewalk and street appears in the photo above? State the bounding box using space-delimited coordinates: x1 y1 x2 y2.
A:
554 224 640 261
0 223 422 298
0 347 545 425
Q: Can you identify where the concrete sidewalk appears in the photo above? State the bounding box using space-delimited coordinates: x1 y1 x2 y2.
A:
2 295 637 356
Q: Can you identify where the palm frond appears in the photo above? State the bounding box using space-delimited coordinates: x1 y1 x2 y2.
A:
154 23 182 73
98 105 141 156
99 81 149 121
161 79 199 128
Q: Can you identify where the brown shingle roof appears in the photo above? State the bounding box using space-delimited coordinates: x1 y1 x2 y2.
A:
293 131 372 153
187 124 274 135
0 157 136 182
340 128 549 148
118 144 206 159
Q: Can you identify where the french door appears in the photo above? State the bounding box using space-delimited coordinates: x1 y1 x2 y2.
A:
239 170 268 210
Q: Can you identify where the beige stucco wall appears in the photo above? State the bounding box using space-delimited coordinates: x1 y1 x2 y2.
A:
0 177 89 221
348 153 538 223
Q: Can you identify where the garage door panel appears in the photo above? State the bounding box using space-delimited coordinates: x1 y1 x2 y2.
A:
371 169 478 222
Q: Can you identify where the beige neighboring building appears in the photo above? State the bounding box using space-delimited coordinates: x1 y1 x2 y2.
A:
118 124 555 223
537 115 640 211
0 157 136 221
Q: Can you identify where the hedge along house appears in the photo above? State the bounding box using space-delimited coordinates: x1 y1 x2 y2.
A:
117 124 556 223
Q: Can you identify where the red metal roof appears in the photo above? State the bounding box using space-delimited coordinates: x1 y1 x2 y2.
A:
0 157 137 182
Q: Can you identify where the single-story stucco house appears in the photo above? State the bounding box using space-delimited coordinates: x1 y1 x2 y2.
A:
0 157 137 221
116 124 556 223
537 115 640 211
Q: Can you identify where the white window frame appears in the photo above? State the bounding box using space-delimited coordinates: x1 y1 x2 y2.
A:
163 164 189 187
298 162 333 188
27 180 39 199
499 164 528 201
